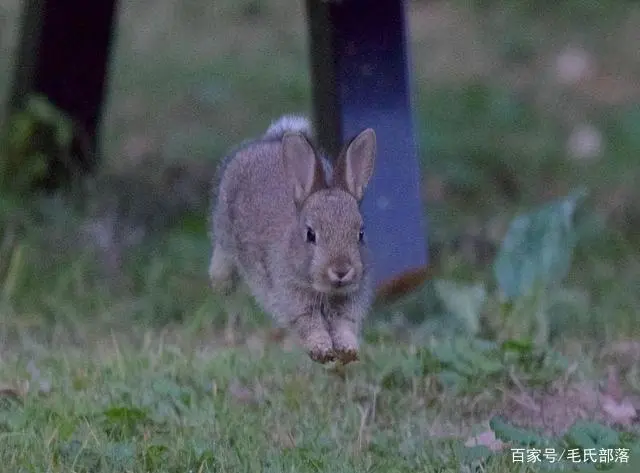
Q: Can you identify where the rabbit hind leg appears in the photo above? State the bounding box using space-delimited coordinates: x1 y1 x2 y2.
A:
209 244 238 294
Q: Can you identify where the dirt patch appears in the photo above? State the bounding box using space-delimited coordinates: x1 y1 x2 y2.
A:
497 372 639 437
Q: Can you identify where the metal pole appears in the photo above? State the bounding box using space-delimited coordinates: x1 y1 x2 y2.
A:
306 0 429 293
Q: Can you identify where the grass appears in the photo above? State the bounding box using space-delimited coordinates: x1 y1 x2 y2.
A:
2 0 640 471
1 321 640 472
2 325 637 472
1 330 461 472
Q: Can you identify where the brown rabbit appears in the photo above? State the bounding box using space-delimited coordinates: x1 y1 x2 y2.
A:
209 115 376 364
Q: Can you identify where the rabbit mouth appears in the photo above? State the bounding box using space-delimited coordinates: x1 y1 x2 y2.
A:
314 281 359 295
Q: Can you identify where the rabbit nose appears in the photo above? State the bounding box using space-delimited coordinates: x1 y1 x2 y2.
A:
328 266 355 284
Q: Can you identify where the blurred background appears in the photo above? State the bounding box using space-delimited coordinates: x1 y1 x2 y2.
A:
1 0 639 344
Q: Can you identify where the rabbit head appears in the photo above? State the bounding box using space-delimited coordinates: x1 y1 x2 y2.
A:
281 128 376 295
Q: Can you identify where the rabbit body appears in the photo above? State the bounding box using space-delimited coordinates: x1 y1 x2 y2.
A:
209 115 376 364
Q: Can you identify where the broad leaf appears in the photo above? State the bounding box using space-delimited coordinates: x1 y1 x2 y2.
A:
494 189 587 299
434 279 486 336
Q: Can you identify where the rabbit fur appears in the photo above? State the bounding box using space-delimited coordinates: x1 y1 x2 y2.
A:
209 115 377 364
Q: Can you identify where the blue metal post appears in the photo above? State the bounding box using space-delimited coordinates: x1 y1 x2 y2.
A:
306 0 428 291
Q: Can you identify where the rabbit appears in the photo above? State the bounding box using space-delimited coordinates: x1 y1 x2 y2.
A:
209 114 376 364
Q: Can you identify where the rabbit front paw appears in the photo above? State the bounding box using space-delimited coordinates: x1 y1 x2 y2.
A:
329 320 360 364
291 312 335 364
304 331 336 364
332 334 359 364
334 347 359 364
308 346 336 364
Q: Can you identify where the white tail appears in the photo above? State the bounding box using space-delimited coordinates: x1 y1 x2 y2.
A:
264 115 313 140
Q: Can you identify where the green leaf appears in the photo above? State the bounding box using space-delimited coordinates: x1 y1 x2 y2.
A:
26 95 64 125
25 94 74 147
140 443 169 469
102 406 151 438
563 421 620 450
434 279 486 336
501 339 534 355
422 338 505 393
54 118 74 148
493 189 587 299
489 416 551 447
6 113 34 150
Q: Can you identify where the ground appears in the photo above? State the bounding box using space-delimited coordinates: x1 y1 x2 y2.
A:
1 0 640 471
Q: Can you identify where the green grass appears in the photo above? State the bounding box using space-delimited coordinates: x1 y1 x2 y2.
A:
1 323 639 472
2 326 637 472
2 0 640 471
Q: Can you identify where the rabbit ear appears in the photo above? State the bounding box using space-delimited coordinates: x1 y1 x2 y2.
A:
334 128 376 201
282 132 324 206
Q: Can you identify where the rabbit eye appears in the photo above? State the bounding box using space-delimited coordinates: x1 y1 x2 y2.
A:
358 228 365 243
306 227 316 244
